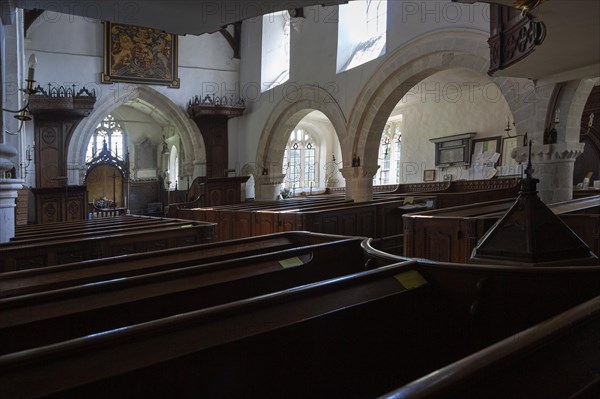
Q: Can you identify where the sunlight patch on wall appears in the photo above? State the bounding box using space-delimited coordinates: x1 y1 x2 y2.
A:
337 0 387 73
261 10 291 92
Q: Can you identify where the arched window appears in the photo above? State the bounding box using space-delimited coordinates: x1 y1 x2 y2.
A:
168 146 179 191
375 117 402 185
282 128 319 193
86 114 125 161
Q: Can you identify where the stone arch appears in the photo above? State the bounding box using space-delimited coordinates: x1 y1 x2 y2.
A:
557 78 599 143
67 85 204 184
346 29 531 169
256 84 347 175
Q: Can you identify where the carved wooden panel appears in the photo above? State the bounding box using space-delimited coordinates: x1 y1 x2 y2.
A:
321 216 339 234
488 4 546 74
280 214 299 232
40 199 60 224
425 229 454 263
359 210 376 237
341 214 358 236
37 125 62 188
33 186 87 224
208 187 223 206
255 214 276 236
235 213 253 238
218 211 235 241
225 187 237 204
195 116 228 179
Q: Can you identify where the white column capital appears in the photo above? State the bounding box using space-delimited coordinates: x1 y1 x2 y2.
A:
339 166 380 180
514 142 584 203
339 166 379 202
256 173 286 201
514 142 585 164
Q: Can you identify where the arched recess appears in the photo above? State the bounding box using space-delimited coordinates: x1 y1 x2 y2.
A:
573 82 600 186
346 29 529 169
67 86 205 185
85 138 129 208
256 85 347 177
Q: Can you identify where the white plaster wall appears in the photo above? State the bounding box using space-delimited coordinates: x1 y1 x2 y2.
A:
25 12 239 109
236 1 490 171
398 72 513 183
23 1 492 180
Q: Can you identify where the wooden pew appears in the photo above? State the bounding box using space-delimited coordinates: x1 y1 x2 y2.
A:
380 295 600 399
0 232 351 298
177 195 434 243
169 179 520 245
402 195 600 262
175 196 350 242
9 218 190 243
2 252 600 398
0 236 367 355
14 214 135 234
0 219 216 272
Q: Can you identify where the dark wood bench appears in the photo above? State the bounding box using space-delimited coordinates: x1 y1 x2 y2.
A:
402 195 600 262
0 232 352 298
0 219 216 272
169 179 521 245
173 196 351 241
8 218 191 243
175 195 434 243
0 235 367 355
380 295 600 399
2 253 600 398
14 214 135 234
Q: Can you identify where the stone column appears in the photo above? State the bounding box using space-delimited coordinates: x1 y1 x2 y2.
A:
256 173 285 201
339 166 379 202
0 144 23 242
514 142 584 203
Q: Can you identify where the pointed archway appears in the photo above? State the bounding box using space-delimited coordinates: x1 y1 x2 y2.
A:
67 86 205 185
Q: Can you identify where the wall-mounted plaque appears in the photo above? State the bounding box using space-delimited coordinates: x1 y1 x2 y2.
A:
430 133 476 167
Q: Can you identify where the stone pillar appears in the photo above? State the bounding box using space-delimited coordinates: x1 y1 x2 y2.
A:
0 144 23 242
514 142 584 203
256 173 285 201
339 166 379 202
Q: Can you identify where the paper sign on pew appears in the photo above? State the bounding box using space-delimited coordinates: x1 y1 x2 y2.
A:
279 257 304 268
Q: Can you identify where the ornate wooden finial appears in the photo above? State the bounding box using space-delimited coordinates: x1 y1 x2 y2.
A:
521 141 539 194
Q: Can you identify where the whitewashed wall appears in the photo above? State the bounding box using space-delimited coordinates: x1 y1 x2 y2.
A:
236 1 492 173
397 72 514 183
26 13 238 109
23 1 499 185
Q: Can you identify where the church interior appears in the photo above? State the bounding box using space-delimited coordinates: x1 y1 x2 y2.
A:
1 0 600 397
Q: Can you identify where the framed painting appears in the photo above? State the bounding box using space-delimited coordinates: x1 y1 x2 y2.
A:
101 21 180 88
423 169 436 182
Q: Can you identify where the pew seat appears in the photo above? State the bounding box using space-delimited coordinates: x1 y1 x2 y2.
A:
2 248 600 398
402 195 600 262
0 219 216 272
0 232 354 298
381 295 600 399
0 235 367 355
